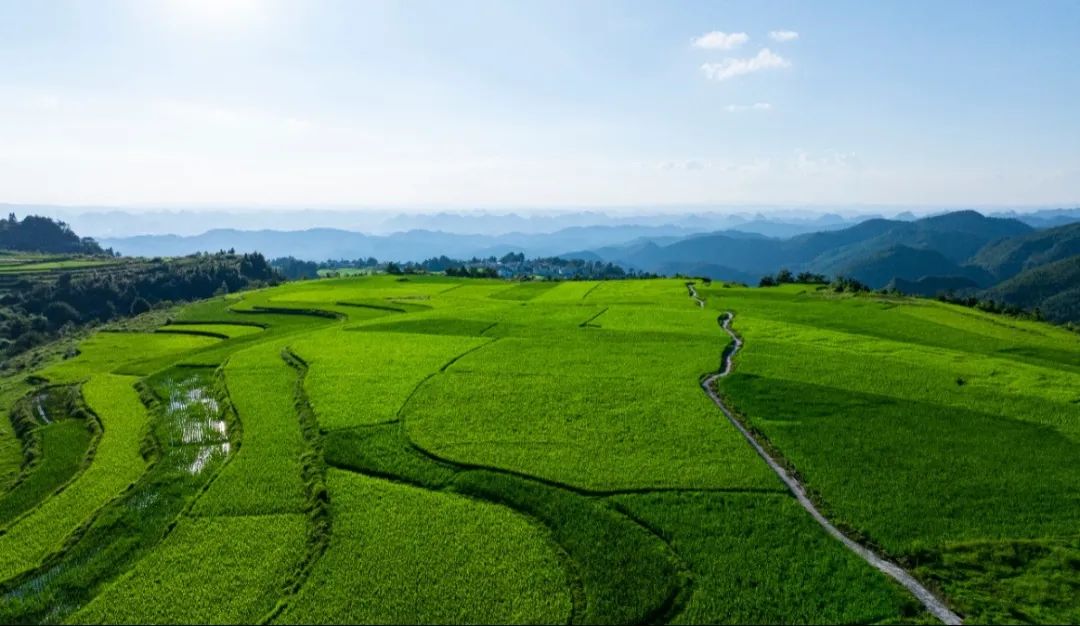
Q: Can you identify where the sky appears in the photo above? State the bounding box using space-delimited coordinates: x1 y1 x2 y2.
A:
0 0 1078 210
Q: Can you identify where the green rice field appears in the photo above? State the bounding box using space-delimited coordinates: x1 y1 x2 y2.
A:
0 274 1077 624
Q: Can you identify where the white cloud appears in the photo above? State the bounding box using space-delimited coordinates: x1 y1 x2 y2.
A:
691 31 749 50
658 159 708 171
725 102 773 113
701 48 790 81
769 30 799 42
793 149 859 174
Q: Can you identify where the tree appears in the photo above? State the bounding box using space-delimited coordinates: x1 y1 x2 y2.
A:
130 297 152 315
0 214 105 254
796 271 826 284
830 276 870 293
44 301 81 328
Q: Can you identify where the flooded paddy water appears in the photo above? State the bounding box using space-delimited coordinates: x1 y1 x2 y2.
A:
161 374 231 475
0 368 236 623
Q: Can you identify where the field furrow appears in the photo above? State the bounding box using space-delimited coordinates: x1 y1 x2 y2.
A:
0 375 149 582
276 469 574 625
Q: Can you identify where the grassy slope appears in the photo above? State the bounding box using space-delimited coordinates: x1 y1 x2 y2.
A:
0 382 30 492
155 323 266 339
0 419 93 528
0 375 148 581
72 514 308 624
58 303 341 623
277 470 572 625
705 283 1080 622
11 274 1074 623
322 423 688 625
191 341 308 515
291 277 911 623
612 491 916 624
39 332 220 381
291 328 488 429
0 258 122 274
404 281 777 491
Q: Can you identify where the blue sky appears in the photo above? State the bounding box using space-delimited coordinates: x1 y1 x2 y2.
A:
1 0 1078 209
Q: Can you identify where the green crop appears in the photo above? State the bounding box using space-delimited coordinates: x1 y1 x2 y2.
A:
277 469 572 625
488 281 560 301
2 273 1076 624
406 370 777 491
291 328 488 429
192 342 308 515
0 381 35 491
611 491 917 624
0 419 94 529
156 323 265 339
0 259 121 274
703 283 1080 621
529 280 602 302
72 514 307 624
322 423 687 625
0 375 148 581
38 332 219 381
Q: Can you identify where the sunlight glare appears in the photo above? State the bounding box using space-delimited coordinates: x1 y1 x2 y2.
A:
163 0 267 30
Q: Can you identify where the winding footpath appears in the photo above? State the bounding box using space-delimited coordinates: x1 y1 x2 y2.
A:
690 284 963 626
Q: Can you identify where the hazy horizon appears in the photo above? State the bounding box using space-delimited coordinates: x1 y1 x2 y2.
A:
8 201 1080 241
2 1 1079 209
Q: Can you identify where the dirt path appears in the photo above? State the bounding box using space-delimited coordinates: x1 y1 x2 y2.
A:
685 282 705 307
691 286 962 625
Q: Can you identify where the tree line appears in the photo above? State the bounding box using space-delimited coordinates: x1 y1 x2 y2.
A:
0 214 109 255
272 252 653 281
1 251 278 360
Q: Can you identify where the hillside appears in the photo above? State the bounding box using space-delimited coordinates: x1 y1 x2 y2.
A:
591 210 1031 286
984 255 1080 323
0 215 105 255
0 219 279 362
971 222 1080 280
886 275 981 296
801 211 1030 279
100 211 1063 293
831 245 991 288
93 210 1080 323
0 276 1077 623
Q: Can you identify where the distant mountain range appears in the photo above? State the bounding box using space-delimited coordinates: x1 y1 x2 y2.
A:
7 204 882 238
12 202 1079 238
101 225 705 262
94 208 1080 323
563 211 1029 284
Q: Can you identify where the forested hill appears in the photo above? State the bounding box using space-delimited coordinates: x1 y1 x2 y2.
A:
0 214 106 255
569 210 1034 285
0 215 281 366
984 255 1080 324
971 222 1080 281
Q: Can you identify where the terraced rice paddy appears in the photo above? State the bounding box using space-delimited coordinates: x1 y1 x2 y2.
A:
701 283 1080 624
0 274 1076 623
